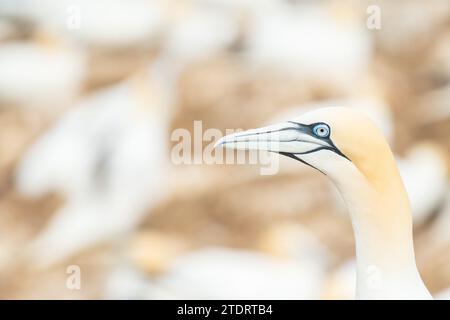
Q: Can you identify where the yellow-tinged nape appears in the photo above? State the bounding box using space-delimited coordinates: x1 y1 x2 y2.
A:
288 107 430 299
299 107 405 194
216 106 431 299
297 108 414 249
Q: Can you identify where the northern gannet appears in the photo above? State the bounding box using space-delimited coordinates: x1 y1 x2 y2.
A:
245 2 371 92
216 107 432 299
163 0 238 65
397 142 448 224
0 34 86 114
116 224 330 300
15 64 172 266
27 0 166 49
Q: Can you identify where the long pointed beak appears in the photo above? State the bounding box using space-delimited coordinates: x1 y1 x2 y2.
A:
214 121 330 154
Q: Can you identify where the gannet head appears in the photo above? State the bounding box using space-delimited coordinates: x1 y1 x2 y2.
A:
215 107 398 188
216 107 433 299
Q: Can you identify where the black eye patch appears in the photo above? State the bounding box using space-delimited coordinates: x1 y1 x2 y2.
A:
286 121 350 161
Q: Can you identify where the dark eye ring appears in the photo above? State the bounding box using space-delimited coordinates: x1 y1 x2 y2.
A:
313 123 330 138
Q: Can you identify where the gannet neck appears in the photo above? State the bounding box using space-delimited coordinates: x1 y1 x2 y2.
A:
215 107 433 299
324 149 432 299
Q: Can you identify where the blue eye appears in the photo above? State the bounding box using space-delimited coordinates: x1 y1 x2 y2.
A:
313 124 330 138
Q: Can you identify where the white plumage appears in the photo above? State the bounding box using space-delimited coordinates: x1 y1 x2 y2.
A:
16 66 172 266
29 0 166 48
149 247 327 299
102 224 331 299
245 3 372 88
144 225 330 299
161 0 239 73
0 40 85 112
398 142 448 224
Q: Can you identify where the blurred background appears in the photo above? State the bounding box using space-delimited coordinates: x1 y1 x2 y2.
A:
0 0 449 299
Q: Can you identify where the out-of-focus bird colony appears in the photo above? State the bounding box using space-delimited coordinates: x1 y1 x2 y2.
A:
0 0 449 299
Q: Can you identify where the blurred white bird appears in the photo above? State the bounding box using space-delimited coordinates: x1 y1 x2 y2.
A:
16 63 173 266
27 0 166 49
0 0 34 21
151 248 325 299
397 142 448 224
160 0 239 77
0 35 86 113
132 224 331 299
103 230 187 299
103 262 175 300
245 2 372 91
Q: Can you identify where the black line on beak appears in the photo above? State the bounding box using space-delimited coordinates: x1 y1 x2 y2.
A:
287 121 351 162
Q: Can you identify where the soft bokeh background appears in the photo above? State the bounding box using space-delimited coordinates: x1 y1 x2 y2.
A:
0 0 449 299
